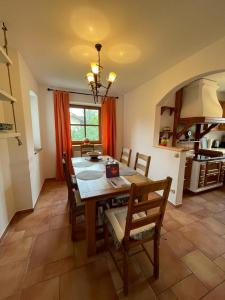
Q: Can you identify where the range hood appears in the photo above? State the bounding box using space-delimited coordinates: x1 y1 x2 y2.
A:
180 79 225 124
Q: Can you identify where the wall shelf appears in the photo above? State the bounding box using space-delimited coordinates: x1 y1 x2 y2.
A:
0 89 16 102
161 106 175 116
0 131 21 139
0 46 12 65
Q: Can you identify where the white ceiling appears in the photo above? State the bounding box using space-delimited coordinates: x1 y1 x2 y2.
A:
1 0 225 95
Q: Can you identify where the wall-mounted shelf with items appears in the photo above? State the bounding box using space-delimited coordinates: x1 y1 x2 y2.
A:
0 89 16 102
0 22 22 145
0 46 12 65
0 131 21 139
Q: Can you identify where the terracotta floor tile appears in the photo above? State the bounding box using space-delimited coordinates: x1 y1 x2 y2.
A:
1 230 25 246
118 279 157 299
201 281 225 300
60 259 118 300
214 256 225 272
181 250 225 289
51 202 69 216
0 260 27 299
164 230 195 258
44 256 76 280
14 209 50 232
203 201 225 213
146 240 191 294
167 209 199 226
28 228 74 270
49 213 70 230
1 293 22 300
21 277 59 300
180 222 225 259
24 223 50 237
163 218 182 232
0 237 33 266
213 211 225 225
192 209 213 219
200 217 225 235
158 289 177 300
22 266 45 289
171 274 208 300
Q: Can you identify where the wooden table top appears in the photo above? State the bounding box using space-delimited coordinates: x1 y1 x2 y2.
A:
72 156 151 201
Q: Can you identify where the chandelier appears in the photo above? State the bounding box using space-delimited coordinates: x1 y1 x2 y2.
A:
86 43 117 103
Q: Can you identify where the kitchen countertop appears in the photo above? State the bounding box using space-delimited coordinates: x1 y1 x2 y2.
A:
193 155 225 162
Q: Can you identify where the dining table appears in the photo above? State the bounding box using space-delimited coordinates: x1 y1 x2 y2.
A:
72 155 151 256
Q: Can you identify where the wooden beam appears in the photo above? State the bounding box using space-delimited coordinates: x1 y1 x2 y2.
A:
172 89 183 147
194 124 201 155
176 123 193 139
200 124 218 138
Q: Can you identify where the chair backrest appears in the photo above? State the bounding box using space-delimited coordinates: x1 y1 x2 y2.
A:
124 177 172 247
62 156 73 190
134 152 151 177
81 144 94 157
120 147 132 166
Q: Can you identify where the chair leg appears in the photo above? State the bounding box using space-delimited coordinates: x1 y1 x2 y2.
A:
71 209 77 241
154 237 159 279
123 250 128 295
104 223 109 249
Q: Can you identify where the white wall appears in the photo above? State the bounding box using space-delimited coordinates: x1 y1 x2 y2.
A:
124 36 225 205
39 87 124 179
0 49 45 237
18 53 45 207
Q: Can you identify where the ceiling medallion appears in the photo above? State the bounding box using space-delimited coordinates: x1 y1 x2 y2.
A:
86 43 117 103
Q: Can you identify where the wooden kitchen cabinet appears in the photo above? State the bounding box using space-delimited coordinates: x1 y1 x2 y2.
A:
198 161 222 187
183 157 193 190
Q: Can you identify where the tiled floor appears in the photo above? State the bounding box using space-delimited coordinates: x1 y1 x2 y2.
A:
1 180 225 299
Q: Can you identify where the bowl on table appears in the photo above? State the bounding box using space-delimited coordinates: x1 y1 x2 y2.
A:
87 151 102 160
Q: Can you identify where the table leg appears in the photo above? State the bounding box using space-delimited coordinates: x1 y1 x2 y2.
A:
85 200 96 256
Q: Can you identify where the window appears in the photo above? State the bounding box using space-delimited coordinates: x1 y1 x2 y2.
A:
29 90 42 151
70 105 101 144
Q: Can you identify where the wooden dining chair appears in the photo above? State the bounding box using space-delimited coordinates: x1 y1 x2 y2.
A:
62 156 85 240
120 147 132 166
80 144 94 157
104 177 172 295
134 152 151 177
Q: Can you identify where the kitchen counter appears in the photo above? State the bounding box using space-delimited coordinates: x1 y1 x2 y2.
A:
193 155 225 162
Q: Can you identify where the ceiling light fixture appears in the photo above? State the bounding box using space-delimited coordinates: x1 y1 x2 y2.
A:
86 43 117 103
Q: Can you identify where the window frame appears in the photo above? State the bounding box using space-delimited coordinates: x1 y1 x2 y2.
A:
70 104 102 145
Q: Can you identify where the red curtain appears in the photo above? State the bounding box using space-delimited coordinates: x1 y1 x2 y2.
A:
101 97 116 157
54 90 72 180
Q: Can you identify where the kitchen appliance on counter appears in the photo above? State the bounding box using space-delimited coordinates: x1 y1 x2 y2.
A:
212 139 220 148
189 157 225 193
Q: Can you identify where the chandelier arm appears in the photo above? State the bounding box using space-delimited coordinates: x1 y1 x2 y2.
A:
104 82 112 98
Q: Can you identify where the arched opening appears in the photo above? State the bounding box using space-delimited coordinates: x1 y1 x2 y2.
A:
154 69 225 205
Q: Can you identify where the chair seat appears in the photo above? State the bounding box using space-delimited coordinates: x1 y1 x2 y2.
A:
74 190 85 207
105 206 155 247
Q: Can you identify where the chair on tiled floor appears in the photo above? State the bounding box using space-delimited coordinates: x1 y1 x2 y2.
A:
120 147 132 166
112 152 151 207
62 155 109 241
134 152 151 177
104 177 172 295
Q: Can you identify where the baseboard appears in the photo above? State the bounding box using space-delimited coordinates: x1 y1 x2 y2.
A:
0 208 34 243
169 202 182 208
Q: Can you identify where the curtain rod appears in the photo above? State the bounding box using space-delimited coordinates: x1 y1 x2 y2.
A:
47 88 119 99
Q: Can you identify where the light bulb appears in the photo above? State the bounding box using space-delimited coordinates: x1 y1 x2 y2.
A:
87 72 94 83
108 72 117 83
91 62 99 74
